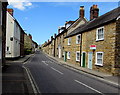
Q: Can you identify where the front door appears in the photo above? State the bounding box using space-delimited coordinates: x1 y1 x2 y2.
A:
88 52 93 69
58 46 61 58
64 51 67 62
82 52 86 67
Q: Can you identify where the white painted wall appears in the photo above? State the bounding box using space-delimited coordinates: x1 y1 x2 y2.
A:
6 12 20 58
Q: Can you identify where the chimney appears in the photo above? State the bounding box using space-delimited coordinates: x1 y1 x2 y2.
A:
29 34 32 40
7 8 14 16
90 5 99 21
51 36 53 41
79 6 84 18
48 39 49 43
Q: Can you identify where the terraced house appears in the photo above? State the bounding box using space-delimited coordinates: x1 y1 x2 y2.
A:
64 6 87 65
65 5 120 75
42 5 120 75
6 9 25 58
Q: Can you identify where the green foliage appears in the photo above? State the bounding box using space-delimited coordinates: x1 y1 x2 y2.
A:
24 49 32 55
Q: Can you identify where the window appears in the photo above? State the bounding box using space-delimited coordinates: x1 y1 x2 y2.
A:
67 52 70 59
96 27 104 41
76 35 81 44
96 52 103 66
68 38 71 45
76 51 80 61
7 47 9 51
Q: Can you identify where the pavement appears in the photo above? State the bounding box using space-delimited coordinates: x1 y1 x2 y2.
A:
2 54 34 94
45 53 120 89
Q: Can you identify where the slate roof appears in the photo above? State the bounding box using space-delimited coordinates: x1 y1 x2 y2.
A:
65 6 120 38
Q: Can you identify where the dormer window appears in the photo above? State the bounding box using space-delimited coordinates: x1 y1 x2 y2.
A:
96 26 104 41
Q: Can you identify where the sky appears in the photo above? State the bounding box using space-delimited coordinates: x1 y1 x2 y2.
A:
7 1 119 45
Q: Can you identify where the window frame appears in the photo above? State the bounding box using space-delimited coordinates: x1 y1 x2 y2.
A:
68 38 71 45
67 51 70 59
96 26 104 41
76 34 81 44
95 52 104 66
76 51 80 62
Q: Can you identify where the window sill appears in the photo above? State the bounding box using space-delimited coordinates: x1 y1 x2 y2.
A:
76 60 80 62
96 39 104 42
95 63 103 67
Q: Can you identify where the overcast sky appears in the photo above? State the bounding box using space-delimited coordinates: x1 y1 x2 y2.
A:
7 1 119 45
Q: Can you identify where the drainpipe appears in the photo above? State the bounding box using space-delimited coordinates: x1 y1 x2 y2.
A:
80 33 82 66
54 39 56 57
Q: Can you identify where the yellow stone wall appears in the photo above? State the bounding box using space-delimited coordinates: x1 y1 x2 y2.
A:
81 22 116 74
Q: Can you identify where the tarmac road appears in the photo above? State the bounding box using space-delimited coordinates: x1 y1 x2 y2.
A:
24 51 119 94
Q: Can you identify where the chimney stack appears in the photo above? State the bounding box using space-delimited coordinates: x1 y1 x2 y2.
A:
51 36 53 41
48 39 49 43
28 34 32 40
54 33 56 39
7 8 14 16
79 6 84 18
90 5 99 21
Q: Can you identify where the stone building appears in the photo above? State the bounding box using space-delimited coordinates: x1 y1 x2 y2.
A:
64 6 87 65
65 5 120 75
24 33 33 54
54 21 74 61
20 29 25 57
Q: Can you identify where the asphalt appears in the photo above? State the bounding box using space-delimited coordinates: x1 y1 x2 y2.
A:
2 54 34 94
45 52 120 88
24 51 120 94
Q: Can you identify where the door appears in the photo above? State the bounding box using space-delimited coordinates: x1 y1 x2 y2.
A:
64 51 67 62
88 52 93 69
82 52 86 67
58 46 61 58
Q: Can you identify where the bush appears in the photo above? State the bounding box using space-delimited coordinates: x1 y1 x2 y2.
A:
25 49 32 55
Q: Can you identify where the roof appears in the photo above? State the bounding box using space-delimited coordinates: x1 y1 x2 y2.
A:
65 6 120 38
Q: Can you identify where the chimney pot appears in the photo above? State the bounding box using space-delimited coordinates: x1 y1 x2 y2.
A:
90 5 99 21
7 8 14 16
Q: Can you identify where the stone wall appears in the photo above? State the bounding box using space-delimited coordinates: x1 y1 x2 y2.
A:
82 22 117 74
64 35 81 66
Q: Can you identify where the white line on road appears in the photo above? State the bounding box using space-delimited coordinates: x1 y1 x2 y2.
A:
74 80 105 95
23 66 41 93
51 67 63 75
42 61 48 66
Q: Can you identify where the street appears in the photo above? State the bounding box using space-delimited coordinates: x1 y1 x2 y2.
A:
24 51 119 94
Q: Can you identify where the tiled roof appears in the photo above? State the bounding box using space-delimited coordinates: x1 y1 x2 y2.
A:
65 7 120 38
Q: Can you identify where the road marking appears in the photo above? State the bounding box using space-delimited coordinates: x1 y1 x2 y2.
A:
74 80 104 95
23 54 35 65
23 66 41 93
51 67 63 75
42 61 48 66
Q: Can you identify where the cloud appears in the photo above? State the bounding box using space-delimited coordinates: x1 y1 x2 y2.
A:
8 0 32 11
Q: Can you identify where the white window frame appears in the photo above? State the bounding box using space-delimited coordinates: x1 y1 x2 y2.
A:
96 26 104 41
76 51 80 62
95 52 103 66
67 51 70 59
68 38 71 45
76 34 81 44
